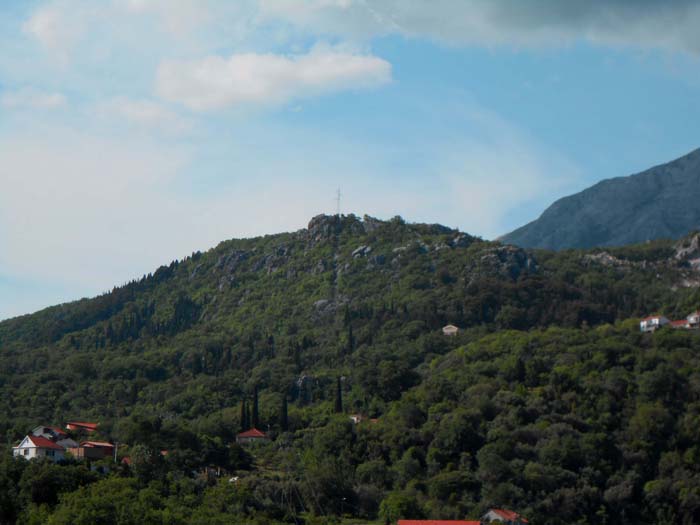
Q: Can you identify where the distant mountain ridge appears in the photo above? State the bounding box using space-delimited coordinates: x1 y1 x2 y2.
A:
501 148 700 250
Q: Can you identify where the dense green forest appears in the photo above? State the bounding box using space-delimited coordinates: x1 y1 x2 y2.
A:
1 214 700 525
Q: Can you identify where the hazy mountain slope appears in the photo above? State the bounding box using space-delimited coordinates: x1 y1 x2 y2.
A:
502 148 700 249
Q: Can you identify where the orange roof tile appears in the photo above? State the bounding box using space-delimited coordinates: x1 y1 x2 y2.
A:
237 428 267 438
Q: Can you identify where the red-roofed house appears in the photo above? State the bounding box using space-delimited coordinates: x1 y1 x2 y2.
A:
31 425 79 449
670 319 690 329
66 421 99 433
482 508 528 524
640 315 669 333
236 428 270 444
68 441 115 460
398 521 479 525
13 435 65 462
32 425 67 440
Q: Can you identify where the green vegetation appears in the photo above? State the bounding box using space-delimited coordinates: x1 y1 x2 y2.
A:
1 214 700 524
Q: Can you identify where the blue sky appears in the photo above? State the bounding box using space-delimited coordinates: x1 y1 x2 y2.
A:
2 0 700 320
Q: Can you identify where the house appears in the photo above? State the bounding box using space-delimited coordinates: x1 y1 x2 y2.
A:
640 315 669 333
32 425 67 440
68 441 115 460
349 414 363 424
442 324 460 336
66 421 99 433
670 319 690 329
481 508 529 524
236 428 270 444
31 425 78 449
688 311 700 328
398 521 479 525
12 435 65 462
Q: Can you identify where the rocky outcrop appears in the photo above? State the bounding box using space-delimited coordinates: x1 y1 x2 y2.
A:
306 214 341 243
582 252 632 268
217 249 250 274
465 245 538 282
352 245 372 258
675 233 700 270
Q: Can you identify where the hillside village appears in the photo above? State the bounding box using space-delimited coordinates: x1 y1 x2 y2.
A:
640 309 700 332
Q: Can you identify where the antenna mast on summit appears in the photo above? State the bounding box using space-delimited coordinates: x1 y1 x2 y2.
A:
335 188 342 216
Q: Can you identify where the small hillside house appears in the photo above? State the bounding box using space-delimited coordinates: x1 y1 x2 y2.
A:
688 311 700 328
31 425 78 449
32 425 67 440
68 441 115 460
236 428 270 444
13 435 65 462
481 508 529 524
442 324 460 336
349 414 363 424
640 315 669 333
670 319 690 329
66 421 99 433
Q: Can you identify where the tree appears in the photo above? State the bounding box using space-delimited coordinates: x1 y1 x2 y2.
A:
335 377 343 414
252 386 260 429
379 491 424 524
279 394 289 432
239 399 248 432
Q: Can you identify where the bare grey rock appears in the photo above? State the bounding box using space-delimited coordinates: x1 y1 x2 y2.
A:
352 245 372 258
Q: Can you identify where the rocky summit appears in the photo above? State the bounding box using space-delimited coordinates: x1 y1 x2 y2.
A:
501 148 700 250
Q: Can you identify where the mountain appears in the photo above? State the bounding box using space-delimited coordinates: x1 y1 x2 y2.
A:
2 214 700 524
501 148 700 250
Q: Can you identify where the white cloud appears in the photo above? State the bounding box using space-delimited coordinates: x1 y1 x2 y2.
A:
21 0 700 69
97 97 192 134
121 0 213 35
155 44 392 111
259 0 700 55
1 88 67 110
22 1 90 62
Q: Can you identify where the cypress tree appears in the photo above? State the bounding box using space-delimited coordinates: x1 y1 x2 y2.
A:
347 324 355 353
239 399 247 431
252 385 260 428
279 394 289 432
334 377 343 413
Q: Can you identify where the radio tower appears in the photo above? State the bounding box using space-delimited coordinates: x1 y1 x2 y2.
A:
335 188 342 217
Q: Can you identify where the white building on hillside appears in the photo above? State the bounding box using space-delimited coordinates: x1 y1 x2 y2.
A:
442 324 459 336
13 435 65 461
640 315 669 333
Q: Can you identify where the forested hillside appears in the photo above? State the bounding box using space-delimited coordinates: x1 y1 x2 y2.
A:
2 214 700 525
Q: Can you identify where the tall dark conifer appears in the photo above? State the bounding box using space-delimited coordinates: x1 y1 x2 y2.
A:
279 394 288 431
239 399 247 431
334 377 343 413
252 385 260 428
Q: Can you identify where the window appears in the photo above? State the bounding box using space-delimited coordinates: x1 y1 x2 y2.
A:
23 449 29 456
47 450 55 457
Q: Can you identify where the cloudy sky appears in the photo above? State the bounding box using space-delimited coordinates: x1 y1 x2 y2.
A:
2 0 700 320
